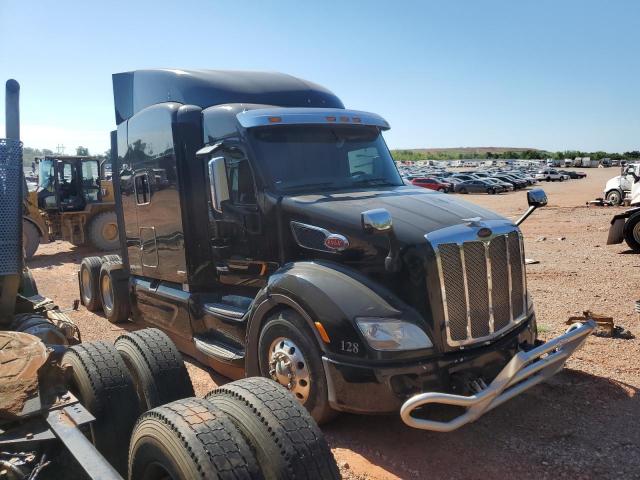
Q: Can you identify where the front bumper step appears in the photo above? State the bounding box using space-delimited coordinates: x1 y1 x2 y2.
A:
399 320 595 432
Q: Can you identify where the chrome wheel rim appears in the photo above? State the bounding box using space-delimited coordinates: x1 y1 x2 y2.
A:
268 337 311 403
101 274 113 313
82 268 92 301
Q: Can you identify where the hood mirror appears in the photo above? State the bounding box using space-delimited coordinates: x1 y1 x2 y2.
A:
516 188 547 226
361 208 393 234
527 188 547 208
361 208 401 273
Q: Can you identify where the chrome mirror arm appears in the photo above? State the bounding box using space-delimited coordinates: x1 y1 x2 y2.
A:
515 205 536 226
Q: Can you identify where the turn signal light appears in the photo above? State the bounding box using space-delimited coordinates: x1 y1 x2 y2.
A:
314 322 331 343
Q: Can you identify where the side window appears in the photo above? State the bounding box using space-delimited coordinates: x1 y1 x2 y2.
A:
225 151 256 205
134 173 150 205
348 147 378 175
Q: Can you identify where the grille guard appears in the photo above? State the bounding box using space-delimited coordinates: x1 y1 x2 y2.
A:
399 320 595 432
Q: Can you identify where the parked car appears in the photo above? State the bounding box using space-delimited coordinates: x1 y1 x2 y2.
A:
493 174 527 189
484 177 514 191
410 177 452 192
535 169 564 182
454 179 503 194
506 172 537 185
450 174 479 182
558 169 587 179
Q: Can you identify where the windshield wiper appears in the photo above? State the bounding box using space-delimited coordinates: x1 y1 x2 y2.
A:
279 181 339 192
351 177 396 186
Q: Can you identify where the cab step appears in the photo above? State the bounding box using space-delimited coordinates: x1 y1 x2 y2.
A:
193 335 245 366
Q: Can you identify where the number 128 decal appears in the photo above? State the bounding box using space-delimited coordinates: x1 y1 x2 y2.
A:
340 340 359 354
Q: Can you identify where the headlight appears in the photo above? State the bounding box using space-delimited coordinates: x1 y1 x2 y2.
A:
355 318 433 351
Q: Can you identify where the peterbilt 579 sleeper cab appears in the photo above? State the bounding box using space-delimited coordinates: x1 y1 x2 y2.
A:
80 69 594 431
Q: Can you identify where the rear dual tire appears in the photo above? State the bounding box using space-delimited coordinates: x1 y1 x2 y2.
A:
79 256 103 311
99 262 130 324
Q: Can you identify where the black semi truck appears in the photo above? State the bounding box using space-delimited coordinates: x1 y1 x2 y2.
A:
80 69 594 431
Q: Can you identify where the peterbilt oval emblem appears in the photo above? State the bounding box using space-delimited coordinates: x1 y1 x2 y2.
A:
477 227 492 238
324 234 349 251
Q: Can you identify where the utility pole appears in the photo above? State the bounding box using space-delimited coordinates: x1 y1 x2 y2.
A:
56 143 65 154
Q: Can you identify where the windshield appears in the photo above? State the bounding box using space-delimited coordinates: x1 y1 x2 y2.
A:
248 125 403 193
38 158 55 191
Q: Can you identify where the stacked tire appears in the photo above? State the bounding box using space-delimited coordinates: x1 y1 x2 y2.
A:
130 378 339 480
63 330 340 479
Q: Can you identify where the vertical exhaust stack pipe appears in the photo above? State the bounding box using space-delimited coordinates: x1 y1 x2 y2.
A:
0 79 23 323
5 79 20 140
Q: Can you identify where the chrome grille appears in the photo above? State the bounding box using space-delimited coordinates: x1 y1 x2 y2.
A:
433 227 527 347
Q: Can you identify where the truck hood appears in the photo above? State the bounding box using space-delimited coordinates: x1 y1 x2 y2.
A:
282 185 508 246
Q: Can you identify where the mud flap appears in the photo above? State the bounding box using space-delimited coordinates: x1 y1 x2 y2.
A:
607 217 625 245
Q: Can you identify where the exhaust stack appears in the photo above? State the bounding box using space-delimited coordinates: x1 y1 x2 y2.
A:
5 78 20 140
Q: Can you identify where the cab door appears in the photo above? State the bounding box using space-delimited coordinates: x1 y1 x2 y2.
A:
206 144 271 288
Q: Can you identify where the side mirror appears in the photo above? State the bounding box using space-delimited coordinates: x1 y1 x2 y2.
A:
527 188 547 208
517 188 547 226
361 208 393 234
207 157 230 213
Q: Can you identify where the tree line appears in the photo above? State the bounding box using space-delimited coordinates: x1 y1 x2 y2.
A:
22 146 109 168
392 149 640 162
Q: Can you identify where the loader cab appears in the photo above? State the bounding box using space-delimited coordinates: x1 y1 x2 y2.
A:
37 156 102 211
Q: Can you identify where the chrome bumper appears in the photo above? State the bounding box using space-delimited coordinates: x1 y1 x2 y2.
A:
399 320 595 432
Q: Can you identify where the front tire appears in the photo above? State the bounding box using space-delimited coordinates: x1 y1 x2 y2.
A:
623 214 640 252
88 211 119 251
459 187 468 194
606 190 622 206
257 308 335 424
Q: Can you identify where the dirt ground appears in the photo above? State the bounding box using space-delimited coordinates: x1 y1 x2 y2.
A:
29 167 640 480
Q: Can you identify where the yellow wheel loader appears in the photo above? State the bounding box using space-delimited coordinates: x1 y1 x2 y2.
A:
23 155 118 259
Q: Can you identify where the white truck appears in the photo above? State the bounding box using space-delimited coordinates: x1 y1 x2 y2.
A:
603 163 640 206
607 165 640 251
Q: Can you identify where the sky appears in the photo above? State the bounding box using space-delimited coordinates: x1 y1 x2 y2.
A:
1 0 639 154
